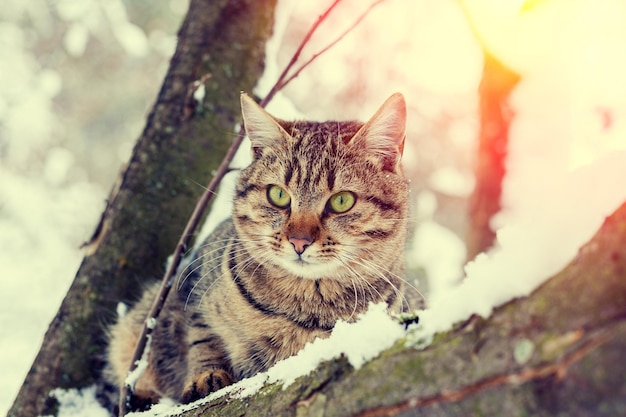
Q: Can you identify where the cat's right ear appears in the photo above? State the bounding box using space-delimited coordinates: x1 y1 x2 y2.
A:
240 93 289 158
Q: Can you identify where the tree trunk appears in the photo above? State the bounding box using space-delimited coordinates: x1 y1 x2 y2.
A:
466 51 520 261
8 1 276 416
177 200 626 417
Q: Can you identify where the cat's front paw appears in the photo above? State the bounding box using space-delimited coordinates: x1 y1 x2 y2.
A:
180 369 234 403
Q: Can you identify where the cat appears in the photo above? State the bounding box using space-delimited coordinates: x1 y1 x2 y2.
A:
106 92 411 406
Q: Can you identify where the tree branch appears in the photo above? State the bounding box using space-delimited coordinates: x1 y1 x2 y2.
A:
354 328 614 417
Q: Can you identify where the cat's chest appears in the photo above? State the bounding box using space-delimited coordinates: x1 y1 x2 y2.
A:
202 282 327 377
240 319 325 376
219 305 326 378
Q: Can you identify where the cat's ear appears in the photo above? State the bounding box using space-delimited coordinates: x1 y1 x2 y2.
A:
240 93 289 158
349 93 406 172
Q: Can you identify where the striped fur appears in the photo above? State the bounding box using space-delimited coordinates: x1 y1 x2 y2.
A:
106 93 410 405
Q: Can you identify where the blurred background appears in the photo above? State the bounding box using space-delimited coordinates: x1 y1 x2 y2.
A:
0 0 188 411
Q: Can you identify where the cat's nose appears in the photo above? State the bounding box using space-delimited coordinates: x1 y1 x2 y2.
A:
288 236 313 255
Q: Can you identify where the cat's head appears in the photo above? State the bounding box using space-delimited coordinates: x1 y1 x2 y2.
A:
233 93 409 280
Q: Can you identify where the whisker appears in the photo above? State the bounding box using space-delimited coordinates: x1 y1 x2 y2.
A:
183 240 267 309
358 248 425 300
359 255 425 311
340 252 416 313
337 255 385 311
177 238 263 291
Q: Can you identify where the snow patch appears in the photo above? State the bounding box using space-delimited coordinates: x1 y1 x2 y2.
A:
413 152 626 341
45 386 109 417
116 302 128 320
124 334 152 390
410 220 466 303
270 302 404 383
192 81 205 104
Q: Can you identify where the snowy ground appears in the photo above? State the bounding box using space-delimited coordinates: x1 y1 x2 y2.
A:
3 0 626 416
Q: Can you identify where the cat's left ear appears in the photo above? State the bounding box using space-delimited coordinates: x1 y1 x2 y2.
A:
350 93 406 172
240 93 290 158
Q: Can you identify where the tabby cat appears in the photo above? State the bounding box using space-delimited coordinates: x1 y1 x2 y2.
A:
106 92 410 405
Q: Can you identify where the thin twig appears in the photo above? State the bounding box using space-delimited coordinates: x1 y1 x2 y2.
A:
276 0 387 94
260 0 342 107
118 0 389 414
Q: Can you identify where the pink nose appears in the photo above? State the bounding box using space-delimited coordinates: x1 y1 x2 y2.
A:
288 236 313 255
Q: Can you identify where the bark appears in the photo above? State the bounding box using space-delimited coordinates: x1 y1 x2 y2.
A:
466 51 520 261
8 0 276 416
177 201 626 417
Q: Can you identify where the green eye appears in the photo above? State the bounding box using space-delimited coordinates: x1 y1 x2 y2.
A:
267 185 291 208
328 191 356 213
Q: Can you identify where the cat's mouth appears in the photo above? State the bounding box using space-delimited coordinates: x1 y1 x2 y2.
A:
289 255 314 270
276 253 340 280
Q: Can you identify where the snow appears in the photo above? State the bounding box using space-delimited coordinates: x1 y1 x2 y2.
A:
124 334 152 390
46 387 109 417
192 81 205 104
265 303 403 384
409 190 467 302
414 152 626 339
2 0 626 415
411 220 466 303
117 302 129 320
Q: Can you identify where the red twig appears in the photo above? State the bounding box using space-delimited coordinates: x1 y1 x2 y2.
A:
118 0 388 415
260 0 342 107
272 0 387 97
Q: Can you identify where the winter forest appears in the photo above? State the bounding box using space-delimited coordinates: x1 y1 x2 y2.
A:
2 0 626 416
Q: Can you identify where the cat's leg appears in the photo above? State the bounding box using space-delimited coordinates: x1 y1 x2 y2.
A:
180 320 235 403
108 284 188 406
107 300 166 407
